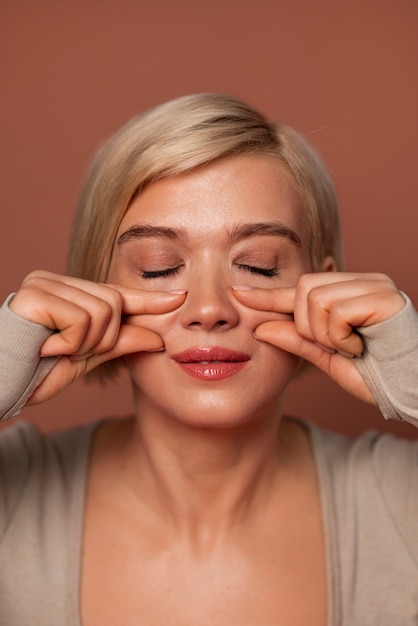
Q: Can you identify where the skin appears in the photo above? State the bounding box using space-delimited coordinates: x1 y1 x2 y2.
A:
8 154 405 625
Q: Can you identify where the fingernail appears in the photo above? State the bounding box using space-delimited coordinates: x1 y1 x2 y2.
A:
232 285 253 291
314 342 336 355
337 349 355 358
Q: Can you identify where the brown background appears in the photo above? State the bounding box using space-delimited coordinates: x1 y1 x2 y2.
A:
1 0 417 437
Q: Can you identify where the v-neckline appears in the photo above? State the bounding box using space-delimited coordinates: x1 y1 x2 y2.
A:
71 418 338 626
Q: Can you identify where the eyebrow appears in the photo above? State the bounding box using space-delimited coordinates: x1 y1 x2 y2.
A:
117 221 301 247
229 222 301 246
117 225 184 244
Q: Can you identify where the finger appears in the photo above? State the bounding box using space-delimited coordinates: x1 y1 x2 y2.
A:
16 278 185 357
323 291 406 356
84 289 186 355
82 325 165 372
33 292 101 355
254 320 375 404
49 285 183 356
232 286 295 314
293 274 360 343
293 273 403 340
18 272 187 318
301 286 367 356
35 290 122 357
116 287 187 315
28 326 165 405
255 320 333 366
12 276 124 348
295 278 403 354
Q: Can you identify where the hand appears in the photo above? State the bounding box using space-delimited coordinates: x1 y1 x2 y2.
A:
9 270 186 404
233 273 406 404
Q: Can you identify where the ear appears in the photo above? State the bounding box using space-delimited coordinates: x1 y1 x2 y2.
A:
320 255 337 272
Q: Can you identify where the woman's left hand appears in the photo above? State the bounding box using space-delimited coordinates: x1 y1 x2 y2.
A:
233 273 406 404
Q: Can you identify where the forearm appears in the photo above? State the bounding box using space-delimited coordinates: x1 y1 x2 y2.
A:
0 295 56 420
355 294 418 424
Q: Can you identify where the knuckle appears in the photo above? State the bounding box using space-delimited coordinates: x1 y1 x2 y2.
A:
296 273 313 291
73 307 91 327
96 298 113 322
11 285 49 315
369 272 397 290
328 300 346 324
293 316 312 340
110 288 124 311
22 270 54 286
307 285 325 308
373 272 390 282
103 286 123 311
96 334 118 354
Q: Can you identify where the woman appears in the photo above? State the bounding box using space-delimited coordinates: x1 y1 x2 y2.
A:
0 94 417 625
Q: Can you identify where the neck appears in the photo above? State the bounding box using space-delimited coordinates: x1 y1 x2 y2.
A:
99 399 305 542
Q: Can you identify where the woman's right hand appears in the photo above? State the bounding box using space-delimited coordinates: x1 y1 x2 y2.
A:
9 270 186 405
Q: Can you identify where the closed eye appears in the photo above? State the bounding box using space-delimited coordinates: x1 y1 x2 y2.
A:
237 264 279 277
140 265 183 279
139 263 278 279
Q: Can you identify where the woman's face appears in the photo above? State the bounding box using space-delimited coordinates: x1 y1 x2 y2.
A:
108 155 312 428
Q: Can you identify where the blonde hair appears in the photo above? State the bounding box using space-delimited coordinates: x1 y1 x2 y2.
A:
68 94 343 380
68 93 343 283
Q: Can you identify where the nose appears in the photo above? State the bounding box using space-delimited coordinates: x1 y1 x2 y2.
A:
179 270 240 332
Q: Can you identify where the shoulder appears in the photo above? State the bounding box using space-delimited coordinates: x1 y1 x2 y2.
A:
0 420 97 532
0 419 96 473
310 422 418 562
309 423 418 621
0 421 97 622
312 424 418 491
311 424 418 509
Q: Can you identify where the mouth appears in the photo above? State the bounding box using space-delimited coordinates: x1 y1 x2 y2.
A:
171 347 251 381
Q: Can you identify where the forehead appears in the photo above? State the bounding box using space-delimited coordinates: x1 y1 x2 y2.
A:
118 155 307 242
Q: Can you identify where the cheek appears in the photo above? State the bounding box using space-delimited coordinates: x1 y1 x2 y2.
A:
242 308 293 332
253 333 302 394
231 301 294 336
124 304 293 338
123 309 181 337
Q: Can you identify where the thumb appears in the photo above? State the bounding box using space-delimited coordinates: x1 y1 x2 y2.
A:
28 325 164 406
254 320 376 404
84 324 164 373
254 320 334 371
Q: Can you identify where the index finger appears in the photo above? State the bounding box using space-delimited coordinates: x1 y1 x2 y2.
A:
232 286 296 314
113 286 187 315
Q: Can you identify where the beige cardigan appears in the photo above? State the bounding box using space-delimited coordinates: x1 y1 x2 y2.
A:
0 419 418 625
0 294 418 624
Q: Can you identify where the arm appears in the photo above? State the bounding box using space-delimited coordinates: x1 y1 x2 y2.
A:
233 273 418 426
0 295 57 419
1 271 186 419
355 294 418 423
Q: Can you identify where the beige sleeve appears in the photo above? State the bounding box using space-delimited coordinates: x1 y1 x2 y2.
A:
354 294 418 425
0 295 57 420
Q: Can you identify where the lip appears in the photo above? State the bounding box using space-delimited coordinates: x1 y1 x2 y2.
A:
171 347 251 381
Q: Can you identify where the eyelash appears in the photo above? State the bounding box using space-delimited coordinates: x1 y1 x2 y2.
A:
237 264 279 278
140 266 182 279
140 264 279 279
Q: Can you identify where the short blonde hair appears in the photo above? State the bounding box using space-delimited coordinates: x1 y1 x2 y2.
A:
68 94 343 380
68 93 343 283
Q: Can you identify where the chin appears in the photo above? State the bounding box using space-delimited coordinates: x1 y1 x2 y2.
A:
131 382 287 432
127 348 299 430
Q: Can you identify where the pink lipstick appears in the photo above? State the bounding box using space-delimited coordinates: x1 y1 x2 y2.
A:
171 347 250 381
